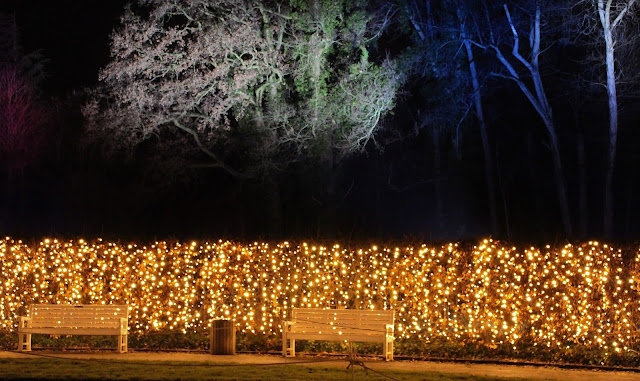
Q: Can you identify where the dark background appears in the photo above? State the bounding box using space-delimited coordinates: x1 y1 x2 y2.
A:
0 1 638 243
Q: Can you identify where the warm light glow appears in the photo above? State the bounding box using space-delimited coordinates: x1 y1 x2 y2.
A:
0 238 638 354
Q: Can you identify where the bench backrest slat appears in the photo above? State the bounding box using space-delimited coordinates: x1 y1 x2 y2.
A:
291 308 393 334
29 305 127 329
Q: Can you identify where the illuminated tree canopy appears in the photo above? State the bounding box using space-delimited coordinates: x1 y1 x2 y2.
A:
84 0 404 178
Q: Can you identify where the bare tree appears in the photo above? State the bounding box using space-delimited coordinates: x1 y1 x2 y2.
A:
402 0 487 236
456 4 499 236
470 2 573 236
579 0 638 237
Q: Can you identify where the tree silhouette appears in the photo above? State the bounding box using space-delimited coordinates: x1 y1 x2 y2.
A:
0 65 48 178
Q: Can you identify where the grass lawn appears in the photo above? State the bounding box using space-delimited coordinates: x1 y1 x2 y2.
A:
0 358 538 381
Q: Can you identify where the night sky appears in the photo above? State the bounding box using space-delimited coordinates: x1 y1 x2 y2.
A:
1 1 639 242
0 1 126 94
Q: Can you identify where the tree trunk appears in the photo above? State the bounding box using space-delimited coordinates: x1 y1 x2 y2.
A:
459 13 499 236
547 125 573 237
265 177 283 238
527 132 542 225
323 176 339 239
316 153 341 239
235 181 246 238
496 146 511 239
602 12 618 238
433 127 444 235
577 133 588 238
488 4 572 236
0 173 9 234
374 152 384 236
624 167 634 238
425 0 435 39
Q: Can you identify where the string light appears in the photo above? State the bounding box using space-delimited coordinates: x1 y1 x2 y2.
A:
0 237 638 354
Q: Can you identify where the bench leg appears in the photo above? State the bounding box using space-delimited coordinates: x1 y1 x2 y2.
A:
18 332 31 352
384 337 393 361
118 334 128 353
282 336 295 357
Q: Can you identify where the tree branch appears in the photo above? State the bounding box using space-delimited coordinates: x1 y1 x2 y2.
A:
503 4 534 73
172 119 248 178
612 0 637 29
407 0 426 41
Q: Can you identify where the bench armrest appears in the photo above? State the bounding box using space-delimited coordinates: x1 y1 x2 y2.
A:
283 320 295 332
120 318 128 334
18 316 32 329
385 324 394 338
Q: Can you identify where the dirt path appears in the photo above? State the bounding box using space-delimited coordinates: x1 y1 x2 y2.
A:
2 350 639 380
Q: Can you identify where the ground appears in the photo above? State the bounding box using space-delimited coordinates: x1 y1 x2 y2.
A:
1 350 639 380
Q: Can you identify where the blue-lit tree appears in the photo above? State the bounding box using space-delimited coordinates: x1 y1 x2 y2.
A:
461 0 573 236
578 0 639 237
455 3 499 237
396 0 477 236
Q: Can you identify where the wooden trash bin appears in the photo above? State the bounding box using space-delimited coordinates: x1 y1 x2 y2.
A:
210 319 235 355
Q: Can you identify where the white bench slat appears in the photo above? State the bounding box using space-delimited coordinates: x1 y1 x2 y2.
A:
18 304 128 353
282 308 394 361
287 326 384 334
19 327 124 336
33 312 122 314
32 306 125 311
32 306 124 309
31 316 124 320
286 333 388 343
33 314 124 317
32 319 123 322
31 324 123 329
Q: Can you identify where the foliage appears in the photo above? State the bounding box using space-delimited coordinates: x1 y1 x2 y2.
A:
84 0 404 179
130 331 210 350
3 238 640 367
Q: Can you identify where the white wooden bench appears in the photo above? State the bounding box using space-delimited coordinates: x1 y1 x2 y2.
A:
282 308 394 361
18 304 128 353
